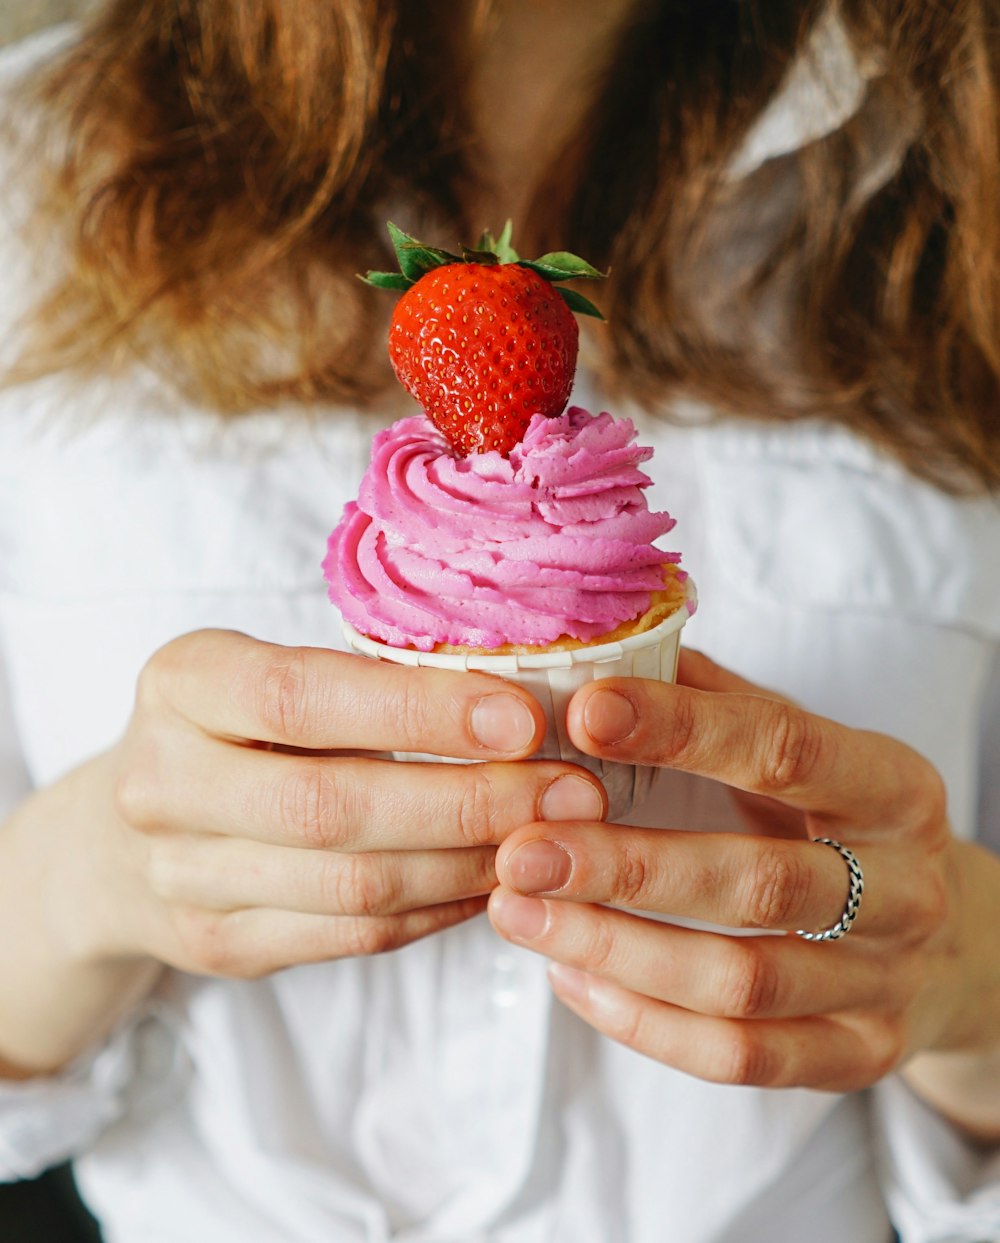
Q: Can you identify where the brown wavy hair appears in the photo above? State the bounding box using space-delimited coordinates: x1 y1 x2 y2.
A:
10 0 1000 491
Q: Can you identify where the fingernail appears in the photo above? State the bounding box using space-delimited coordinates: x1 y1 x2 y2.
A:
492 891 550 940
506 840 572 894
470 693 535 752
584 688 637 745
539 774 604 821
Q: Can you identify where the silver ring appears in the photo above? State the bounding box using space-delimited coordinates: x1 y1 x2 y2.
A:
795 838 864 942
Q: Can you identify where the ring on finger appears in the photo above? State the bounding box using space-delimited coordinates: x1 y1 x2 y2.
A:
795 838 865 943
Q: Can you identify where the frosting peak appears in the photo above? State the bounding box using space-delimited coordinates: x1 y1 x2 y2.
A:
324 407 681 651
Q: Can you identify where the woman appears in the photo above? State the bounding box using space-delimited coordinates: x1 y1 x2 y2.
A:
0 2 998 1240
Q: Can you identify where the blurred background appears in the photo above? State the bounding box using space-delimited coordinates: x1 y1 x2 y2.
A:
1 5 106 1241
0 0 85 45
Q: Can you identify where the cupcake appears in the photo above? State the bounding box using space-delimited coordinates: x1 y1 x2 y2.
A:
322 224 695 817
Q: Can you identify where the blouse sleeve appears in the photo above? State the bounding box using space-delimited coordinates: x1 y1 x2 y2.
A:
0 1024 144 1182
0 626 161 1181
0 609 196 1181
872 648 1000 1242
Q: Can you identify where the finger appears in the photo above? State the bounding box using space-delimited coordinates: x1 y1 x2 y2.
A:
496 823 893 936
676 652 807 840
142 630 546 757
165 897 488 978
566 676 943 832
123 742 606 850
150 835 500 916
488 888 898 1019
544 968 897 1092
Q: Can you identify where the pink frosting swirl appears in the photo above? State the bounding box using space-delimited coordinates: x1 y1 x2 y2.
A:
323 407 680 651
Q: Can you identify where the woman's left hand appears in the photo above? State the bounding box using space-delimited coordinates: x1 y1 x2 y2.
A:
488 651 1000 1101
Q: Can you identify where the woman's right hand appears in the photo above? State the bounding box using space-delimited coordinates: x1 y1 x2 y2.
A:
53 628 605 980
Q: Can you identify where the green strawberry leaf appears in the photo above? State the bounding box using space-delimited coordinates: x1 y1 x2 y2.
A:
461 247 500 265
555 286 606 319
492 220 520 264
360 271 413 290
387 221 461 282
475 222 519 263
520 252 607 282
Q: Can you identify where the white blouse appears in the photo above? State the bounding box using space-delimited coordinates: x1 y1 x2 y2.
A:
1 22 1000 1243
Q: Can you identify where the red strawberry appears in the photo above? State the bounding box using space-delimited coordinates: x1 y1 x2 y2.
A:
389 262 578 456
364 222 605 457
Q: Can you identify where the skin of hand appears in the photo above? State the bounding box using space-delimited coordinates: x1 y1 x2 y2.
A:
0 629 605 1077
489 649 1000 1142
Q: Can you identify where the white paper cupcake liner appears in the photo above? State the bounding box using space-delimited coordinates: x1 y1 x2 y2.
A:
341 578 696 821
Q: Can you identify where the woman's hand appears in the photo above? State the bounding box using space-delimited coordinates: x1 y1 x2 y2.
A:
488 651 1000 1128
0 628 604 1073
90 629 606 973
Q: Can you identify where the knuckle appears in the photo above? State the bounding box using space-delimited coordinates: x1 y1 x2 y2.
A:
136 632 219 715
220 954 273 982
909 866 950 941
908 759 949 841
310 854 347 913
340 916 401 958
330 855 395 918
738 844 813 929
718 943 780 1019
583 920 620 977
375 859 406 914
613 840 652 907
603 999 644 1049
758 704 824 795
715 1025 776 1087
171 908 239 978
135 639 184 711
867 1016 907 1081
258 647 313 740
660 690 698 764
134 659 164 715
113 757 161 832
278 762 348 850
396 678 434 749
456 766 500 848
